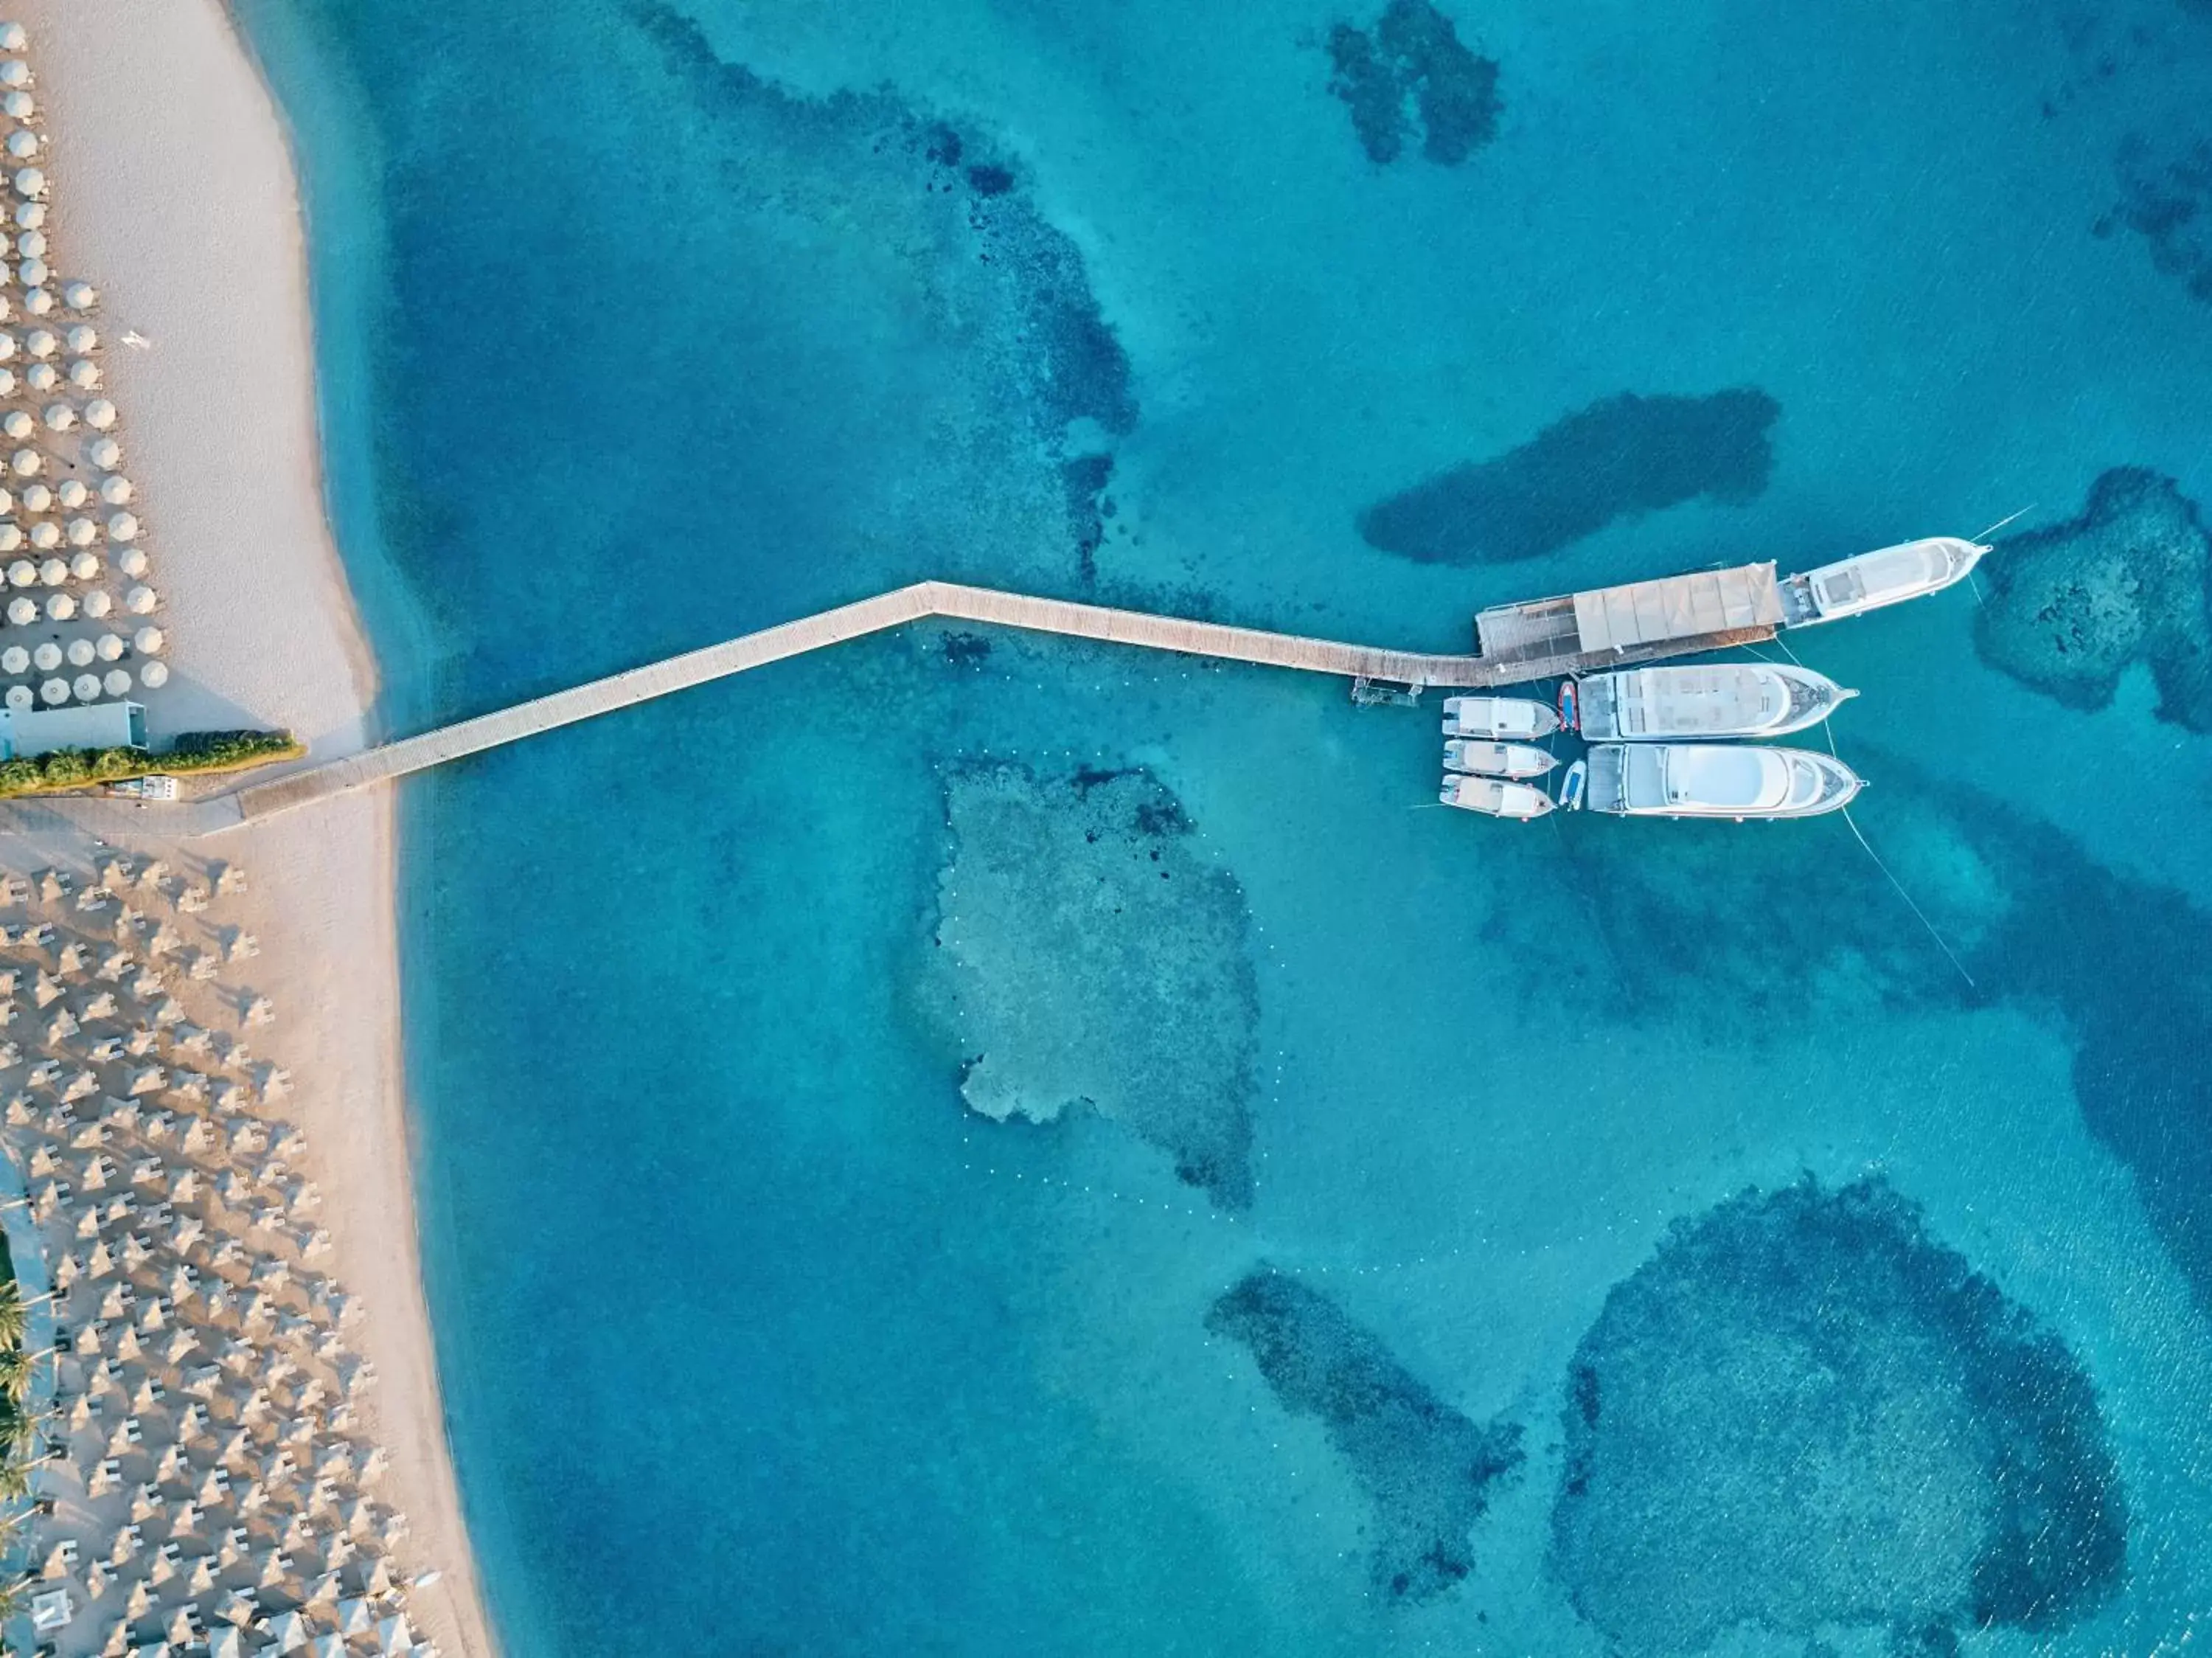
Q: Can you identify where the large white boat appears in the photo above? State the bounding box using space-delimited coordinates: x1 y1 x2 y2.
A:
1584 743 1863 819
1571 662 1855 741
1439 772 1555 819
1442 738 1557 779
1781 536 1986 625
1441 695 1559 740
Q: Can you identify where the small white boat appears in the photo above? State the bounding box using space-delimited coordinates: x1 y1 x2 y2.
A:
1557 759 1587 811
1583 743 1863 819
1439 772 1555 819
1782 536 1986 625
1441 695 1560 741
1573 662 1856 740
1442 739 1557 779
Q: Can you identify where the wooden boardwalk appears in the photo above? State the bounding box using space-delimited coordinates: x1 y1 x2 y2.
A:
228 581 1507 824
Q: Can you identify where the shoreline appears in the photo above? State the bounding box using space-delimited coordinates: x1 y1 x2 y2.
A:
8 4 495 1656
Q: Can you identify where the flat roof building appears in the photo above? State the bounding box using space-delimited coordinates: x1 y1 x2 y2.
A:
0 701 147 760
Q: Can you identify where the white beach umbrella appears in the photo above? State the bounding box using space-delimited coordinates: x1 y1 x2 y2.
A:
4 595 29 624
7 192 33 222
0 644 21 672
70 549 98 579
40 400 69 431
0 406 23 437
66 323 93 352
15 255 42 286
46 591 74 620
24 324 49 355
2 684 25 711
64 638 90 666
0 26 26 52
84 398 116 430
83 588 110 616
68 358 96 389
21 479 45 509
25 518 52 547
38 554 62 583
55 476 83 506
24 360 52 392
7 445 34 474
37 676 63 703
66 516 94 546
14 229 38 257
100 474 129 504
87 435 119 467
139 659 167 688
3 558 26 586
118 546 146 577
133 625 163 654
102 667 129 696
94 630 121 659
107 510 137 541
72 671 97 701
62 280 93 310
0 60 26 89
0 526 15 554
2 130 31 161
32 640 59 670
0 367 13 395
125 584 155 613
21 285 46 313
6 167 34 198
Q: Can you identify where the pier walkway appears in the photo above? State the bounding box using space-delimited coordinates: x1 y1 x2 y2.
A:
226 580 1521 824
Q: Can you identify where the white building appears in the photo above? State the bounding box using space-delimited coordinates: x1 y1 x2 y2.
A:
0 699 145 758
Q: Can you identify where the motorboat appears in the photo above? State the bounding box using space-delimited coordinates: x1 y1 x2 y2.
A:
1442 739 1557 779
1583 743 1863 819
1439 772 1554 819
1440 695 1560 741
1571 662 1855 740
1781 536 1986 625
1557 759 1587 811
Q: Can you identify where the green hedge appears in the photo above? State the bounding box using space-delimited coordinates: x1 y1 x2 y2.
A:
0 728 302 798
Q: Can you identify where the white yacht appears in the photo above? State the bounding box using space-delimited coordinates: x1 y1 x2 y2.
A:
1583 743 1863 819
1781 536 1986 625
1571 662 1854 741
1439 772 1555 819
1440 695 1559 741
1442 739 1557 779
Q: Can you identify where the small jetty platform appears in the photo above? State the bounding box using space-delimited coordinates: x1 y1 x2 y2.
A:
1472 563 1784 679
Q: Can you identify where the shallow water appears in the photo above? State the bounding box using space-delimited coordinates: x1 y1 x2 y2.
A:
236 0 2212 1651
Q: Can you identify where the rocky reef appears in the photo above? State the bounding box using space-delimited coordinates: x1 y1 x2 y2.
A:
928 765 1257 1206
1208 1268 1523 1600
1975 468 2212 730
1357 389 1779 565
1325 0 1501 167
1552 1178 2126 1654
2104 134 2212 302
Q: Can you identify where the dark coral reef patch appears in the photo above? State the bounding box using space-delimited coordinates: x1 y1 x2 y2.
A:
1357 389 1780 565
1976 467 2212 730
1553 1178 2126 1655
1207 1267 1522 1600
2104 134 2212 302
928 765 1257 1207
1325 0 1501 167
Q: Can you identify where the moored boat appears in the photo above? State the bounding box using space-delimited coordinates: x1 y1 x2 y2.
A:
1557 759 1587 811
1583 742 1863 819
1781 536 1986 625
1441 695 1560 740
1442 738 1557 779
1573 662 1855 740
1439 772 1555 819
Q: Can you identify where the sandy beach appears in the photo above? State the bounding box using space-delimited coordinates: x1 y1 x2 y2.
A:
3 2 495 1654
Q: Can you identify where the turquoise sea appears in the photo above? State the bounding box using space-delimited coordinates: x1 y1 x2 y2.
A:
233 0 2212 1652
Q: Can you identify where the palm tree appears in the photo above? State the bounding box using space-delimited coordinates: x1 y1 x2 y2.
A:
0 1282 26 1353
0 1347 31 1410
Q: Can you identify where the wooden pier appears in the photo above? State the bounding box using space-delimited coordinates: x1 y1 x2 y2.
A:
0 563 1791 834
